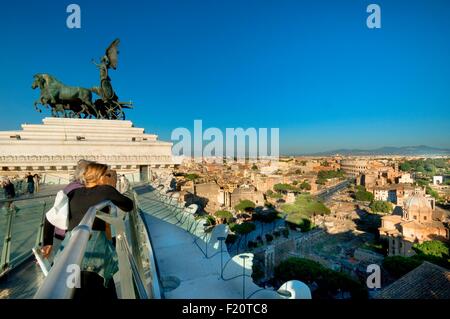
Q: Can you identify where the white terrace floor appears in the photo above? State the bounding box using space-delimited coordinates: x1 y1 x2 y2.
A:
136 187 267 299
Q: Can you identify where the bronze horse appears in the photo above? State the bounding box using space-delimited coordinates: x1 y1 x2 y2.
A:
32 74 98 118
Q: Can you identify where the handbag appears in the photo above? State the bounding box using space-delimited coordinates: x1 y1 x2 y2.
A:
45 190 69 230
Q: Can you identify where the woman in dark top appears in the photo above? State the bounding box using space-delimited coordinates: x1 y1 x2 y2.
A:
43 183 133 245
41 162 133 290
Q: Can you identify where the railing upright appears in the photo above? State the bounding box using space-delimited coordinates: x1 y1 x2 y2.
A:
0 208 15 275
35 202 47 248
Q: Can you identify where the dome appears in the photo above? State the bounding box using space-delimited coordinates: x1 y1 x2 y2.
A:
403 193 432 222
404 194 432 211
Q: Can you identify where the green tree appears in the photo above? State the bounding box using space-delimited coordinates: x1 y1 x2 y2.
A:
265 233 274 242
297 218 313 232
416 178 429 187
274 183 299 193
416 166 425 174
369 200 393 214
426 186 440 200
281 194 330 225
382 256 423 279
274 257 367 299
252 263 265 282
254 210 280 236
355 189 374 202
424 163 436 173
185 173 200 181
316 178 326 185
214 210 233 223
317 170 344 180
203 214 216 226
399 162 412 172
412 240 450 267
399 159 450 176
225 234 237 244
231 222 256 235
231 222 256 254
251 164 258 170
266 190 283 199
254 210 278 223
433 158 447 169
299 181 311 191
234 200 256 212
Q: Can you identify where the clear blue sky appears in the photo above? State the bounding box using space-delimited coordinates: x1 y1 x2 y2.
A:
0 0 449 154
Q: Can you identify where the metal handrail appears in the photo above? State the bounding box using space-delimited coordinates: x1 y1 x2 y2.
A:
34 200 113 299
41 173 71 185
121 235 149 299
0 192 59 204
133 192 162 298
33 194 162 299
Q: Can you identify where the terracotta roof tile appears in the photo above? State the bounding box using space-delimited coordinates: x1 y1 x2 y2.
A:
375 262 450 299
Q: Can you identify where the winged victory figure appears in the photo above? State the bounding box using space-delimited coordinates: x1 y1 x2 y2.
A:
92 38 120 101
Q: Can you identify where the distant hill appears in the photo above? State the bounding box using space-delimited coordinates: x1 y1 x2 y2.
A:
307 145 450 156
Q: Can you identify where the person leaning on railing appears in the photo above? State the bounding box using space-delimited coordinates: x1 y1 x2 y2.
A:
41 162 134 293
48 160 94 240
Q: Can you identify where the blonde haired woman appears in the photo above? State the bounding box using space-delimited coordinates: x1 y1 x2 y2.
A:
42 163 133 298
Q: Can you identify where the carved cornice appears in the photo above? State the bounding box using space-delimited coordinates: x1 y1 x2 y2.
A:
0 154 173 165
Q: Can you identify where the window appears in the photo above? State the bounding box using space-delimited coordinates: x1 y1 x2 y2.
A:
413 215 417 220
423 216 427 221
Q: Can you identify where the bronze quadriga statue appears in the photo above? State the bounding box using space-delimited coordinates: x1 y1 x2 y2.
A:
32 38 132 120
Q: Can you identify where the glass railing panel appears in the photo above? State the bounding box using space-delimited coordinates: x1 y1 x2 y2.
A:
1 195 55 274
9 199 50 263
